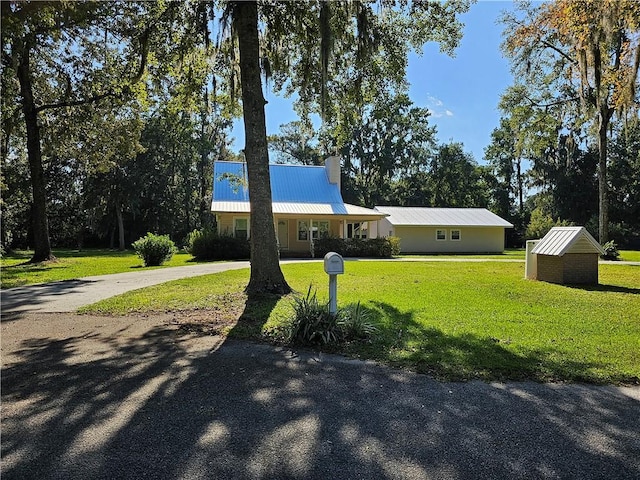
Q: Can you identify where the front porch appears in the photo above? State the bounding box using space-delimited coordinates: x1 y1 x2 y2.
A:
215 213 374 256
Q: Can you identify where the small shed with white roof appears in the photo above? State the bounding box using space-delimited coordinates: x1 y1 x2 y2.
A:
529 226 604 284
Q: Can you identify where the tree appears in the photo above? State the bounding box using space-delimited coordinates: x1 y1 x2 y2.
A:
268 121 322 165
232 1 290 294
609 120 640 243
221 1 470 294
337 93 436 207
428 142 490 208
1 1 157 261
502 0 640 243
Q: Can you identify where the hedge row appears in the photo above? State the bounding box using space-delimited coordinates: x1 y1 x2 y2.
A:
313 236 400 258
186 229 250 261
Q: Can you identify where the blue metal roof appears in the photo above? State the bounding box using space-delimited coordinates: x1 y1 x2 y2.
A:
213 161 343 204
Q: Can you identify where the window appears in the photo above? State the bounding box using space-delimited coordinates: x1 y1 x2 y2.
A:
451 229 461 241
436 229 446 241
311 220 329 240
347 222 368 239
234 218 249 239
298 220 329 241
297 221 308 241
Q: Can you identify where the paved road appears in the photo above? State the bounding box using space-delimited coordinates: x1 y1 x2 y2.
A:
2 313 639 480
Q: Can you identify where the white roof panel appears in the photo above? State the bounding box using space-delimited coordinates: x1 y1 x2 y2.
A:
531 227 604 256
211 201 385 218
374 206 513 227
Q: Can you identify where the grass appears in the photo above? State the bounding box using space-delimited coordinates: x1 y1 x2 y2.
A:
620 250 640 262
400 248 526 260
81 260 640 385
0 248 204 289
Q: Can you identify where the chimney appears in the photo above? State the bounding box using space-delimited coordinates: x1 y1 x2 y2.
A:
324 156 341 191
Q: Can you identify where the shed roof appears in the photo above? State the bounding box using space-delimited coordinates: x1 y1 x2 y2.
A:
373 206 513 228
531 227 604 256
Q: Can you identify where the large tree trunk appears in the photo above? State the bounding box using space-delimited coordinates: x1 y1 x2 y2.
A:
234 1 291 294
16 40 54 263
597 106 612 244
115 199 125 251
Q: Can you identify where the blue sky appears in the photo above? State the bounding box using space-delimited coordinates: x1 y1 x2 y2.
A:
231 1 516 164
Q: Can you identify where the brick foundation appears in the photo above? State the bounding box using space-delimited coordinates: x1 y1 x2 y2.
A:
536 253 599 284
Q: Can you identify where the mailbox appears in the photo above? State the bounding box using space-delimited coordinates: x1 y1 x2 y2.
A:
323 252 344 275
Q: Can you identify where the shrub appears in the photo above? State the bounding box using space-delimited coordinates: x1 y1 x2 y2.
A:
132 233 176 266
286 286 378 346
338 301 378 340
313 236 400 258
289 286 341 345
186 229 250 261
600 240 620 261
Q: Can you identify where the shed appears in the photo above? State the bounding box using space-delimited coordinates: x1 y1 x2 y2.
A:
530 227 604 284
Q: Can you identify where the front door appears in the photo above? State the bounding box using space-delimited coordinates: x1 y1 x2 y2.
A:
277 220 289 250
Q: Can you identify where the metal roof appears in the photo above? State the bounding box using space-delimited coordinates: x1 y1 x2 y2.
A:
211 201 386 217
374 206 513 227
531 227 604 256
213 161 343 204
211 161 385 218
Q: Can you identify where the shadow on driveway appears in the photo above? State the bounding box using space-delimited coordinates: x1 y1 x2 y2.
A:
2 313 639 480
1 280 97 317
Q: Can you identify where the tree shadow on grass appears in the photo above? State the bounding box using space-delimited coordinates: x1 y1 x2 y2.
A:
228 292 286 339
565 283 640 295
368 301 638 384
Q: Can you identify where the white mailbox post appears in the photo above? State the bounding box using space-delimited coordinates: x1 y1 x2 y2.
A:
323 252 344 314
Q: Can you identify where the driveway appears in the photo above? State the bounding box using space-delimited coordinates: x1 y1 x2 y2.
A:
2 260 639 479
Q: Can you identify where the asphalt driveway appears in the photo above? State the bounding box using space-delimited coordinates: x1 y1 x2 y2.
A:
2 260 639 479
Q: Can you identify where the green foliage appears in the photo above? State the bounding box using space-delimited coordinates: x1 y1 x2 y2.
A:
132 233 176 266
286 287 378 346
313 236 400 258
525 208 572 240
337 301 378 340
600 240 620 261
289 286 341 345
186 229 250 261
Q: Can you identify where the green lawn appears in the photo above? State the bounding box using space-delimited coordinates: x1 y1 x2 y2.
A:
400 248 526 260
620 250 640 262
0 249 203 289
82 261 640 384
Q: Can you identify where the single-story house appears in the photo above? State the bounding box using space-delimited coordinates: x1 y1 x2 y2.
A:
371 206 513 254
211 157 386 255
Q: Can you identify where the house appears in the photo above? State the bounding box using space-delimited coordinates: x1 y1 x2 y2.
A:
529 226 604 284
211 157 386 255
371 206 513 254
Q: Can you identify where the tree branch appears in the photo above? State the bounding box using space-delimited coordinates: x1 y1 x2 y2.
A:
539 39 577 65
35 90 115 113
523 93 579 109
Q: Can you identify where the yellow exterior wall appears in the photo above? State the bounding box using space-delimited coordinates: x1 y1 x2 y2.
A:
392 226 506 253
216 214 345 253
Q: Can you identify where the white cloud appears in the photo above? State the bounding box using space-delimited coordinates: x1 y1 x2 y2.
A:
425 94 453 119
